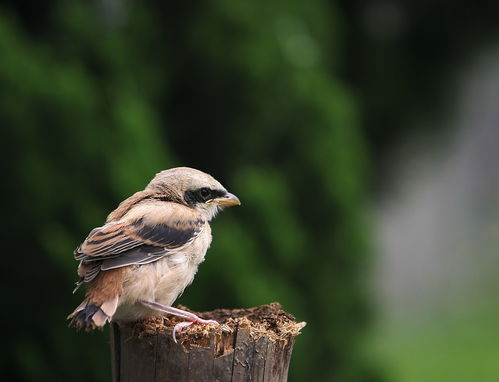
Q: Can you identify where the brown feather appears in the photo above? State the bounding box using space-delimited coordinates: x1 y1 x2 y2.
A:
86 267 127 305
77 222 142 257
106 190 153 222
76 202 204 259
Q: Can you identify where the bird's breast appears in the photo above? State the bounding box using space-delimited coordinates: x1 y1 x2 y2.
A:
113 226 212 321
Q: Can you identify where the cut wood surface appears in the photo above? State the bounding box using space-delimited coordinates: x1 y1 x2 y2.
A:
110 303 306 382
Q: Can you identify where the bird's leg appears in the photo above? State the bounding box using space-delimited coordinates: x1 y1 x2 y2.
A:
140 300 218 343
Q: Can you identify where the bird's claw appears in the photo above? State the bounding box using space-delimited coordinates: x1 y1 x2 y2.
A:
139 300 219 343
172 318 219 343
173 321 193 343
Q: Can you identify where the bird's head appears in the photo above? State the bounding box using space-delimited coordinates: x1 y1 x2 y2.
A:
146 167 240 220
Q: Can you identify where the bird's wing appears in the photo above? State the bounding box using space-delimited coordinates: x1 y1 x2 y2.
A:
75 203 204 259
73 203 205 287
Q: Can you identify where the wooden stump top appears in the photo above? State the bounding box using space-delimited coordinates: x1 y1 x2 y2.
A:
111 303 306 382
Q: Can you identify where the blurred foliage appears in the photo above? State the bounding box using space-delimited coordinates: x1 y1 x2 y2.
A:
0 1 371 381
1 1 498 382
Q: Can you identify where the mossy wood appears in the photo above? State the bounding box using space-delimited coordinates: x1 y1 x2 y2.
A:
110 303 305 382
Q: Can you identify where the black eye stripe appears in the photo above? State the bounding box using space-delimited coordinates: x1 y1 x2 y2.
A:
200 188 210 198
184 188 227 206
210 189 227 198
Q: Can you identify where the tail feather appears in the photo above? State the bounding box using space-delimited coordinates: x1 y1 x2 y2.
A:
68 296 119 330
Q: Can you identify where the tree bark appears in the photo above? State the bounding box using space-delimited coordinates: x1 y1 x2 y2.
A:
110 303 305 382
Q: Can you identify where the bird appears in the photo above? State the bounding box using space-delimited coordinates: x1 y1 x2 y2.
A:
68 167 240 341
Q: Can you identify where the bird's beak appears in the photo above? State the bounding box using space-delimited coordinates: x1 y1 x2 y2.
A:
209 192 241 207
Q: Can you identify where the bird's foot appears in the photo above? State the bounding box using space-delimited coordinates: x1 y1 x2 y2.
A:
172 317 218 343
140 300 218 343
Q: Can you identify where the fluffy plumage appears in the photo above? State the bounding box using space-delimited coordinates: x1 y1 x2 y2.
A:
68 167 240 330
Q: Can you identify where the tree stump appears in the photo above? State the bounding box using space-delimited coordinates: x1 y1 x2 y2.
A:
110 303 306 382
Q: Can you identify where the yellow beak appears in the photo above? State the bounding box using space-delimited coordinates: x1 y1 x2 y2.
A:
209 192 241 207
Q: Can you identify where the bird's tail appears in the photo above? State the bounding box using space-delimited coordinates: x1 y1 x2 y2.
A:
68 296 119 330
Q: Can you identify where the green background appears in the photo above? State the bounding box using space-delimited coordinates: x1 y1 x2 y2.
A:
1 1 498 381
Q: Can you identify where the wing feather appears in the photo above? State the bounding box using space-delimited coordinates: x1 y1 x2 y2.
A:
100 245 166 271
73 202 205 285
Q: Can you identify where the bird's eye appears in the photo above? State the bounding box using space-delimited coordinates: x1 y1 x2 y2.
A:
199 188 211 199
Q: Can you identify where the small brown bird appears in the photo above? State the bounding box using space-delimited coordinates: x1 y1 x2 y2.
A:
68 167 240 340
